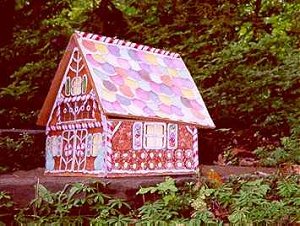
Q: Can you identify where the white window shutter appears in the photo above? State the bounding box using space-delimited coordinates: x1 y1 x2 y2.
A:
167 124 178 149
133 122 143 150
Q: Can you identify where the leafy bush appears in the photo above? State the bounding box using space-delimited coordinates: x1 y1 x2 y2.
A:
1 173 299 224
255 129 300 166
16 181 132 224
0 191 15 224
0 133 44 173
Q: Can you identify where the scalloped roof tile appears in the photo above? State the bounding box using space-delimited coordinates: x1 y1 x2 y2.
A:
76 31 215 128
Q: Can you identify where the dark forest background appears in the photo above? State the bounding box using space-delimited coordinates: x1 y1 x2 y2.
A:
0 0 299 172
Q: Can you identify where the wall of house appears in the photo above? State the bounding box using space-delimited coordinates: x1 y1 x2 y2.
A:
46 127 103 173
109 120 198 173
45 47 106 174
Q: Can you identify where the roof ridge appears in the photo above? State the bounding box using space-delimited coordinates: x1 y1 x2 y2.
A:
75 30 181 58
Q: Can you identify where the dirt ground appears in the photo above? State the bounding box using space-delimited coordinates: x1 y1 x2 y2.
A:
0 166 275 208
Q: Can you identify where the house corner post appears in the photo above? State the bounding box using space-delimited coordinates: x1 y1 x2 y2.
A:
105 121 114 172
192 127 199 169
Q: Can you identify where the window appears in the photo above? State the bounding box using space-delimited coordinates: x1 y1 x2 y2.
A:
65 77 71 96
86 134 93 156
71 77 82 96
133 122 178 150
143 123 166 149
92 133 102 156
47 136 62 157
82 74 88 94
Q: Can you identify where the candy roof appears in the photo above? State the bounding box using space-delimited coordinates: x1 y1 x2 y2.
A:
76 32 215 128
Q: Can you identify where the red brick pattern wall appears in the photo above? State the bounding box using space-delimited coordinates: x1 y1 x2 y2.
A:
111 121 197 172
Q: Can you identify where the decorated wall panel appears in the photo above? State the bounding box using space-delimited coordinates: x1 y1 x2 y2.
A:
46 129 105 173
45 47 106 174
111 120 198 172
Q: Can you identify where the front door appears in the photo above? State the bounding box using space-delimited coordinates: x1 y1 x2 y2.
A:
60 129 88 172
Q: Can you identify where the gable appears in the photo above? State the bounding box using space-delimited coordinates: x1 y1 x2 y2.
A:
47 46 104 128
37 34 103 126
76 32 215 128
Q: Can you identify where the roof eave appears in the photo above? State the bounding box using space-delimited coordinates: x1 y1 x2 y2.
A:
105 112 215 129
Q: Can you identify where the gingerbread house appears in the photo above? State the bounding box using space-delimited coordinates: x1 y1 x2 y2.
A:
37 31 215 177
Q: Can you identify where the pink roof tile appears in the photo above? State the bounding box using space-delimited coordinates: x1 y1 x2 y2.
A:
76 32 215 128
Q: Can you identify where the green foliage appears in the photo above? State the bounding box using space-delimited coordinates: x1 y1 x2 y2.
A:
136 177 183 223
0 0 97 128
191 186 219 224
137 177 178 196
0 133 43 173
1 174 299 224
277 176 300 206
17 181 132 224
0 133 33 152
218 175 300 224
232 179 270 208
0 191 15 224
255 130 300 166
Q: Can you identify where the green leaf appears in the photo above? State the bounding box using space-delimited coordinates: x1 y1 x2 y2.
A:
36 183 53 204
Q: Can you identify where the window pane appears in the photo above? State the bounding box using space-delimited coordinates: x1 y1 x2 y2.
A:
146 137 155 148
155 137 163 147
82 75 88 94
71 77 82 96
146 124 164 136
146 125 154 135
154 125 163 134
86 134 93 156
92 133 102 156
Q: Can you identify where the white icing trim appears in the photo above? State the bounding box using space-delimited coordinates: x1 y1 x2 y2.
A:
110 169 195 174
186 125 194 135
45 168 106 174
76 31 181 59
112 122 122 136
